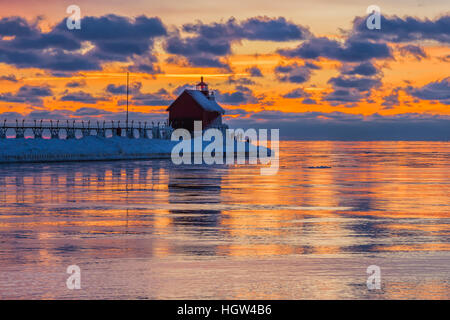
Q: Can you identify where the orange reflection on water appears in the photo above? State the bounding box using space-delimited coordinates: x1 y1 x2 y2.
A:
0 142 449 299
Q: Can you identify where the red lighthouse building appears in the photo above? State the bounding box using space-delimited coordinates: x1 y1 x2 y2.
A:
167 77 225 132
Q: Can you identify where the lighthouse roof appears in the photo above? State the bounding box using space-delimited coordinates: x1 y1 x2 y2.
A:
185 89 225 114
196 80 207 87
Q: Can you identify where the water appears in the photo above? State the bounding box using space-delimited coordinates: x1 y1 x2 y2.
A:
0 141 449 299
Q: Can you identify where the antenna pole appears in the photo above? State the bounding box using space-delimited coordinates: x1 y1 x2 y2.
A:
126 72 129 129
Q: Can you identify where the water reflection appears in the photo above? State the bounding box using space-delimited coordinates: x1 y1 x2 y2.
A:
168 165 223 228
0 141 449 299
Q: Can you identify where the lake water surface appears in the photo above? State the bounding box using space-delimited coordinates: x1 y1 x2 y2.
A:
0 141 449 299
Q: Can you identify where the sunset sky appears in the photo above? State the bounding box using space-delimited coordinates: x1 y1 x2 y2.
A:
0 0 449 139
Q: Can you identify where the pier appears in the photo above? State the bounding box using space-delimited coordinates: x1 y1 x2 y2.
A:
0 119 173 140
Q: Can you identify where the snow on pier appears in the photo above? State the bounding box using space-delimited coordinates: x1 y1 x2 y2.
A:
0 120 176 163
0 119 267 164
0 135 178 163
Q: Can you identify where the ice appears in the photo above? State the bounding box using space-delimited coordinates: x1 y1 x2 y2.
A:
0 136 270 163
0 136 178 163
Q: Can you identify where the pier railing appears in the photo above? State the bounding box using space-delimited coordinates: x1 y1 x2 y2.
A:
0 119 173 140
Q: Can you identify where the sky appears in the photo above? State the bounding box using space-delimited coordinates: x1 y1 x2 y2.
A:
0 0 449 139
